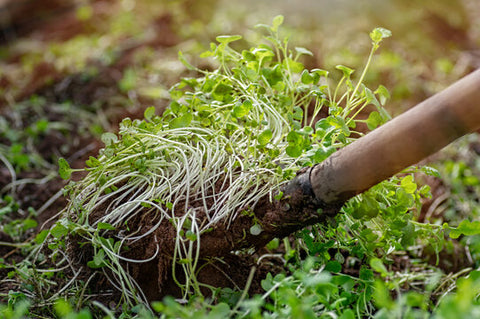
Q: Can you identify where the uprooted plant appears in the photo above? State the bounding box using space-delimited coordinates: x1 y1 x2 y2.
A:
13 17 453 315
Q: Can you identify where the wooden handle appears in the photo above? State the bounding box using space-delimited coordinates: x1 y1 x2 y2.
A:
311 69 480 205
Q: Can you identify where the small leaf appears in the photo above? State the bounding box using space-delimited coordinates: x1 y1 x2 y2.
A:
364 86 380 107
370 258 389 277
375 85 390 105
258 129 273 146
85 156 101 168
51 223 68 239
58 158 72 180
274 191 283 201
339 309 355 319
370 27 392 44
336 65 354 78
366 111 383 130
216 35 242 44
421 166 441 178
313 146 336 163
101 132 118 146
301 70 313 84
35 230 49 244
144 106 156 121
295 47 313 57
88 250 106 268
284 58 304 73
185 230 197 241
250 224 263 236
325 260 342 273
97 222 116 231
271 15 284 32
449 220 480 239
401 175 417 194
232 101 251 118
178 51 196 70
286 145 303 157
170 113 193 129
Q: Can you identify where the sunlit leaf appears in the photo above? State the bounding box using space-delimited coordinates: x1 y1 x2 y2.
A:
144 106 156 121
216 35 242 44
58 158 72 180
370 27 392 44
257 129 273 146
170 113 193 129
295 47 313 57
448 220 480 239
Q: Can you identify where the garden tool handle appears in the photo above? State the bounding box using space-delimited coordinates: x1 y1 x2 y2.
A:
310 68 480 205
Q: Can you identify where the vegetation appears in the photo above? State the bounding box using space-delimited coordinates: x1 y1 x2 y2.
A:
1 2 480 318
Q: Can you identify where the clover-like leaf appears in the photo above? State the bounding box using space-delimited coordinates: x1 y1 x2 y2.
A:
370 27 392 44
58 157 72 180
257 129 273 146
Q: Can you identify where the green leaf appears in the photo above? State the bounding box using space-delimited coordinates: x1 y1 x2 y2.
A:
88 250 106 268
366 111 383 130
363 86 380 107
292 106 303 121
216 35 242 44
55 299 73 317
325 260 342 273
58 158 72 180
449 220 480 239
271 15 284 32
144 106 156 121
359 266 374 281
22 219 37 231
287 131 303 145
313 146 336 163
258 129 273 146
119 68 136 92
35 230 49 244
373 279 394 309
213 83 233 101
50 223 68 239
336 65 354 78
85 156 101 168
284 58 304 73
370 27 392 44
422 166 441 178
232 100 252 118
301 70 313 84
326 116 350 136
101 132 118 146
185 230 197 241
375 85 390 105
295 47 313 57
170 113 193 129
370 258 389 277
97 222 116 231
400 175 417 194
286 145 303 157
178 51 196 70
250 224 263 235
339 309 355 319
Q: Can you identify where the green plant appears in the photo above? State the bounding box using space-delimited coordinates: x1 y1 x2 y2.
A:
50 16 398 307
5 15 472 318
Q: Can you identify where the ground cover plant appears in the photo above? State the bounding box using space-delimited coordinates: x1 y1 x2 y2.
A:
1 7 480 319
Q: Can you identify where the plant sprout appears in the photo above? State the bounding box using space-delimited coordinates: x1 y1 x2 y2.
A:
47 16 395 307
